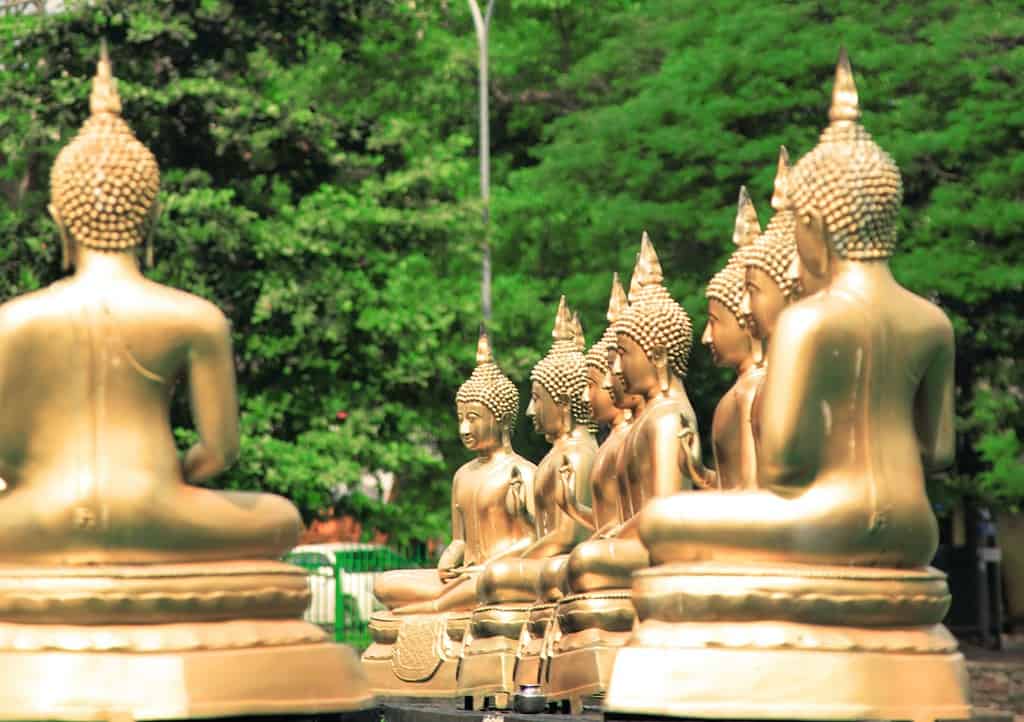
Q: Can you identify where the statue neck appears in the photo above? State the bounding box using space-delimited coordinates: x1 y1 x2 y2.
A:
476 432 513 463
73 246 142 279
645 375 684 403
477 445 511 464
829 257 894 294
736 352 758 376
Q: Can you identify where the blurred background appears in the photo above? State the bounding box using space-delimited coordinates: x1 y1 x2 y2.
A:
0 0 1021 658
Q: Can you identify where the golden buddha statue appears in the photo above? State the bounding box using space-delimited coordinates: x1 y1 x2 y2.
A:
681 186 765 491
363 327 536 697
0 46 372 720
460 296 597 710
560 232 698 597
542 272 649 712
605 50 969 720
738 146 800 347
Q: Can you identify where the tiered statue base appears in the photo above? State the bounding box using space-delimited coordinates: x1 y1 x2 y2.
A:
546 590 634 714
514 602 555 689
458 603 531 710
605 562 971 721
363 611 470 697
0 561 374 720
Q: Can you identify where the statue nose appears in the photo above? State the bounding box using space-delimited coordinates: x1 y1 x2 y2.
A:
459 419 471 435
526 398 536 417
702 323 712 346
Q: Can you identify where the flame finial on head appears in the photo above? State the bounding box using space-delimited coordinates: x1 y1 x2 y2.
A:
829 47 860 125
733 186 761 247
635 231 664 287
476 323 493 365
770 146 790 212
607 272 628 323
90 39 122 117
553 295 574 342
571 311 585 351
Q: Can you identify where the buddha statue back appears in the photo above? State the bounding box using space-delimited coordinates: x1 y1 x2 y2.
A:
0 46 373 721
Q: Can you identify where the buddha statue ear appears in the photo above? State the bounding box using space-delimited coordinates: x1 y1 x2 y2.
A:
650 345 669 394
49 204 73 272
555 393 574 432
795 207 830 281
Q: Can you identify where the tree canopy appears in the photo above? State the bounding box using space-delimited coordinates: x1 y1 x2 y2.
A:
0 0 1020 542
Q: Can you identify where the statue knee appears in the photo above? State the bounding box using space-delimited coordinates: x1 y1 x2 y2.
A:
538 555 569 602
477 559 537 605
568 539 649 593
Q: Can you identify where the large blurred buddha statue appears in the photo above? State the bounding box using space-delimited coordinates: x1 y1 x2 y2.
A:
606 51 969 721
374 326 535 615
460 297 596 710
681 187 764 491
0 46 372 720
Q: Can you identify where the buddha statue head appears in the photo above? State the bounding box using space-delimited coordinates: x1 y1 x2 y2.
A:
585 273 630 426
49 42 161 271
455 325 520 456
528 296 591 441
614 232 693 398
741 146 798 341
787 49 903 283
703 186 760 368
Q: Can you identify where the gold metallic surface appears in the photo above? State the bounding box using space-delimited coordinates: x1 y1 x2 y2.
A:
605 49 968 720
363 611 469 697
686 186 766 491
0 48 371 720
366 328 535 697
461 299 597 707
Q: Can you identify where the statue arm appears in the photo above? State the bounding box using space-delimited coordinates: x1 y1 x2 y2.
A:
915 319 956 473
558 455 596 531
183 311 240 484
649 415 688 498
757 307 826 489
439 472 466 571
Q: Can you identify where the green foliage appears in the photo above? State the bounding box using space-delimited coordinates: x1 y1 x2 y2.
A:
0 0 1020 544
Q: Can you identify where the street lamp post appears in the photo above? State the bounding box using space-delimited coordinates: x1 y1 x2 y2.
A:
468 0 495 320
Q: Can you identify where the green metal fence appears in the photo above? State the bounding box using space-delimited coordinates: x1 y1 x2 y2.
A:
285 543 433 650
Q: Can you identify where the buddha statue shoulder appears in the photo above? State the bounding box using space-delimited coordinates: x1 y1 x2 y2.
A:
0 47 301 565
377 325 536 614
639 51 954 569
682 187 765 491
477 297 597 605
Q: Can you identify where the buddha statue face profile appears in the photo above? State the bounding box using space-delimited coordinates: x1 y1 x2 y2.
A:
455 324 519 457
457 401 504 454
585 368 618 425
704 186 761 367
613 233 692 401
741 146 798 341
702 298 749 368
527 382 569 439
527 296 589 441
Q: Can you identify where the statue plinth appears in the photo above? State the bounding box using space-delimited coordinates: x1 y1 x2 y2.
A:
513 601 556 690
362 611 469 697
545 590 634 714
604 562 970 720
457 603 532 710
0 561 373 719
